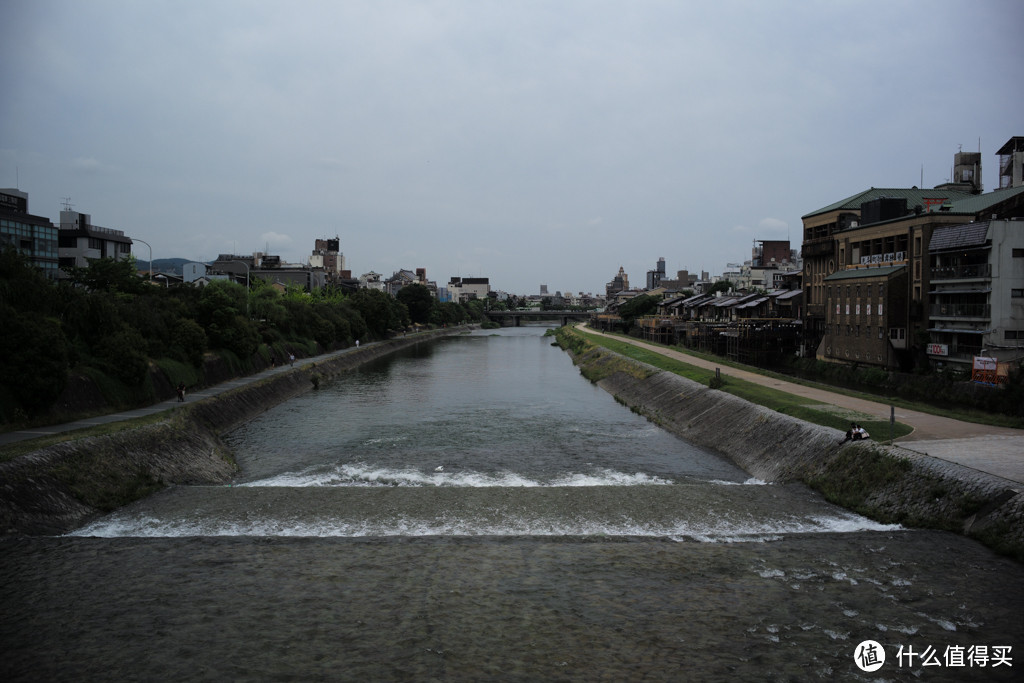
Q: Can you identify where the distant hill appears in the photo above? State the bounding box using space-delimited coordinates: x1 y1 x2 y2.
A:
134 258 198 275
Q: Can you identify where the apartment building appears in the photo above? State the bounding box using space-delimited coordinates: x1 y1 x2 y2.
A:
928 219 1024 365
802 138 1024 370
0 189 59 279
58 207 133 273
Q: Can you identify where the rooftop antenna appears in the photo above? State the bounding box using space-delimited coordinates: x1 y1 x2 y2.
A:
61 197 73 211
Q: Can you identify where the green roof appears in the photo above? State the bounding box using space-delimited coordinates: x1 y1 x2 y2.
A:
823 265 906 282
942 184 1024 215
803 187 973 219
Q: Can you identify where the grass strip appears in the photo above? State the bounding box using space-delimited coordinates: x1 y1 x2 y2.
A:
585 328 1024 430
0 411 175 463
569 327 913 439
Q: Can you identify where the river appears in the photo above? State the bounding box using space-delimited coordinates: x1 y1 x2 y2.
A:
1 326 1021 681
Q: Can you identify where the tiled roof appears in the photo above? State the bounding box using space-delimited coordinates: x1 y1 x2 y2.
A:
929 222 990 252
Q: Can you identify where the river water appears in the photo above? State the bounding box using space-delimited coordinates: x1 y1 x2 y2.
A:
2 327 1022 681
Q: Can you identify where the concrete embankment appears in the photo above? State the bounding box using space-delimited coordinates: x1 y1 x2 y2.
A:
565 341 1024 560
0 329 467 536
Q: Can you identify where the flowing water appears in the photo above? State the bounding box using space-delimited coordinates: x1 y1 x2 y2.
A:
2 327 1022 681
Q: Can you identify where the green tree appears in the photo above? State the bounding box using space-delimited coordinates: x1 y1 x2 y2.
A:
0 304 70 416
349 289 405 338
198 280 259 359
430 301 467 326
396 283 435 325
63 256 145 294
95 323 150 385
463 299 486 321
618 294 660 332
170 318 208 366
707 280 733 295
0 248 59 315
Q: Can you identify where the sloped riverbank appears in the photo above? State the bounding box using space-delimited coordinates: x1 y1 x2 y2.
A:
0 329 468 535
560 338 1024 561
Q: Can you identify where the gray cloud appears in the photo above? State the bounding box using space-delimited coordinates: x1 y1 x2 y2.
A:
2 0 1022 293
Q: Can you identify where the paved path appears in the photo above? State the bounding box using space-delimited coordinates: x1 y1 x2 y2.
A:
0 343 372 448
579 325 1024 485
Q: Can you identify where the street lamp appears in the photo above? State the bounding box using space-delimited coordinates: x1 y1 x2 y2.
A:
134 238 153 282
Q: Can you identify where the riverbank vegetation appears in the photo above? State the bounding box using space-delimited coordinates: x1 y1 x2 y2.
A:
556 326 914 440
0 251 485 426
578 325 1024 430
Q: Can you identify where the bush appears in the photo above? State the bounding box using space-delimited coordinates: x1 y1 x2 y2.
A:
0 305 69 415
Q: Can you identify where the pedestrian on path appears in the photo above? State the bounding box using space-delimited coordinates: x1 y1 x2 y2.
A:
176 383 186 402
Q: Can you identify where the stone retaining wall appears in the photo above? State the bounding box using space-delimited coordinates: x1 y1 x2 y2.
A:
0 328 468 536
569 344 1024 560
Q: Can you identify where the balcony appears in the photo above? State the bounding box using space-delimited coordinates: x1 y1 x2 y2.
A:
929 303 990 319
930 263 991 281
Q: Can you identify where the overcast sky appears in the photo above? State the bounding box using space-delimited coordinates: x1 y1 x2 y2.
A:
3 1 1022 295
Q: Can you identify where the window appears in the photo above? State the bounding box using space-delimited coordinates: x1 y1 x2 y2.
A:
1012 289 1024 298
1007 330 1021 340
1013 248 1024 258
890 328 906 341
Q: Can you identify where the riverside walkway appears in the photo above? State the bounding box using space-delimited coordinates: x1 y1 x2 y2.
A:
0 341 379 448
579 325 1024 485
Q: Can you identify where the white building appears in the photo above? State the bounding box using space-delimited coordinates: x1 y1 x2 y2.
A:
58 209 133 273
927 219 1024 365
360 271 385 291
448 276 490 303
182 262 209 283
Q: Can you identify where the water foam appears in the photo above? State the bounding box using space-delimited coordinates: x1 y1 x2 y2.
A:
237 464 673 488
70 510 902 540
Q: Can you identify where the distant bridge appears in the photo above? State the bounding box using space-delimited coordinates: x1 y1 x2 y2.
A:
483 310 592 327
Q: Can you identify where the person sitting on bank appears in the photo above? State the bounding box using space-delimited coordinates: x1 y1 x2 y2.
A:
838 423 856 445
853 425 870 441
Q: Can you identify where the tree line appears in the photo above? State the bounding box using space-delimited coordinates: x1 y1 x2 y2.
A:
0 250 486 422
